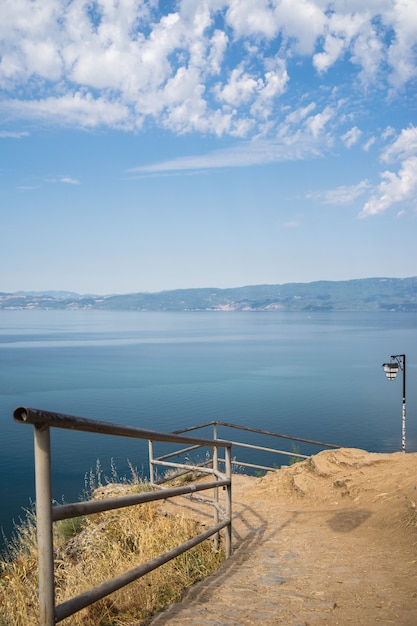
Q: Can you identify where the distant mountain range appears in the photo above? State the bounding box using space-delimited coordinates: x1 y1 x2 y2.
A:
1 278 417 312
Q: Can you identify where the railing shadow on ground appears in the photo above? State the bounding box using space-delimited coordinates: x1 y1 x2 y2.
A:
141 504 304 626
13 408 340 626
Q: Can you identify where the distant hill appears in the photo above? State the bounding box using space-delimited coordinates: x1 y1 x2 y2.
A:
1 278 417 312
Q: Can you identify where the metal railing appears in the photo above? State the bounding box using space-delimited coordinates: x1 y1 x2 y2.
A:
148 420 340 556
157 420 340 475
13 407 233 626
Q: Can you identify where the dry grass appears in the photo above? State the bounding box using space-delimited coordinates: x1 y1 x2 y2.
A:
0 506 40 626
405 495 417 529
0 470 224 626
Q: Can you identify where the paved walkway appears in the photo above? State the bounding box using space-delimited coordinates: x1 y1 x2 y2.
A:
143 475 417 626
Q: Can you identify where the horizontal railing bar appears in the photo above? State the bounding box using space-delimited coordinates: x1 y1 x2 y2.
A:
151 459 223 477
53 480 230 522
220 439 309 458
212 421 341 449
157 490 226 512
229 460 278 472
13 407 231 449
153 461 226 483
218 458 297 472
174 420 340 449
55 519 230 622
156 443 204 462
172 421 216 434
154 460 213 485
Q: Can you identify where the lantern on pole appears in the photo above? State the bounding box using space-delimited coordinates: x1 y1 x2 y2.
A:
382 354 406 452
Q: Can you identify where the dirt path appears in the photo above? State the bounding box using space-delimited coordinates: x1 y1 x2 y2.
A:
147 448 417 625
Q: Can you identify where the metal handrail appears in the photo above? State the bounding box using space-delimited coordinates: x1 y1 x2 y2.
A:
150 420 340 493
148 420 340 559
166 420 340 474
174 419 341 449
13 407 233 626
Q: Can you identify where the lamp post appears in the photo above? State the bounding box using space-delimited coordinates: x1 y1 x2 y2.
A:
382 354 406 452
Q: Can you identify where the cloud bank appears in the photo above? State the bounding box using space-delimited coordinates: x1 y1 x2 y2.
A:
1 0 416 136
1 1 416 218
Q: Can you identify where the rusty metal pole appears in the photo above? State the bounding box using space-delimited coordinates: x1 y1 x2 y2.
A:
212 423 219 550
224 444 232 558
148 439 155 486
34 424 55 626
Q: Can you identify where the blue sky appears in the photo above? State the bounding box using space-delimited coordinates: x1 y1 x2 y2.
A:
1 0 417 294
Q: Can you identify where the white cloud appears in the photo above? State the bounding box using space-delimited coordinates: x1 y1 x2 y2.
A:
313 34 346 73
130 139 288 173
351 28 384 84
225 0 327 55
0 0 62 85
214 58 289 120
1 93 132 129
313 11 371 74
17 184 39 192
215 65 259 105
382 126 396 140
311 1 417 89
357 124 417 217
59 176 80 185
207 29 228 74
0 130 29 138
251 60 289 112
21 39 62 81
363 136 376 152
381 125 417 163
130 101 336 173
304 106 334 139
283 103 316 125
274 0 327 55
225 0 280 39
359 155 417 217
341 126 362 148
310 180 370 206
386 0 417 87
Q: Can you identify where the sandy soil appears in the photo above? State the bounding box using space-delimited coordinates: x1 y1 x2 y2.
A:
150 448 417 625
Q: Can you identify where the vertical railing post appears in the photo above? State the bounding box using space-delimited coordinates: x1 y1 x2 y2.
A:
148 439 155 486
34 424 55 626
224 444 232 558
212 423 219 550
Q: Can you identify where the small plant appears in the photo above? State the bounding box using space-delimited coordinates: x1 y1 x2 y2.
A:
84 458 142 499
288 444 304 466
55 516 86 542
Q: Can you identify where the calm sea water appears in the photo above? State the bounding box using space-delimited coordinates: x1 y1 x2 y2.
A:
1 310 416 547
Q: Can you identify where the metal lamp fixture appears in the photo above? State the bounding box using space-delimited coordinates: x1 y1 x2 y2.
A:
381 354 406 452
382 361 400 381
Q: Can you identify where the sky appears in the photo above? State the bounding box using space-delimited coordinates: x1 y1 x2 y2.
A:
1 0 417 295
